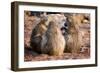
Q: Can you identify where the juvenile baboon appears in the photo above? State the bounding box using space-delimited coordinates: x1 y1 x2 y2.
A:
30 18 48 53
24 11 41 49
41 21 66 56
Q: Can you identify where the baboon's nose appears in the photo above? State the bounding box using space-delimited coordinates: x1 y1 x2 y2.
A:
61 27 67 31
61 27 67 35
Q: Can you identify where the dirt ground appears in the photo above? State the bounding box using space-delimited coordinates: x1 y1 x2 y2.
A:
24 48 90 61
24 11 90 62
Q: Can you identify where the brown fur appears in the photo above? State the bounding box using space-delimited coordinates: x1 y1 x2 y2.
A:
41 21 66 56
64 14 82 54
24 11 41 49
30 19 47 53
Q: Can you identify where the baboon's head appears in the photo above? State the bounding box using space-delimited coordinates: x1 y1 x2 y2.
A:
46 14 67 28
42 14 69 35
48 21 58 28
47 21 61 34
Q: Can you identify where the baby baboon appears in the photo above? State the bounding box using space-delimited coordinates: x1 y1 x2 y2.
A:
41 21 66 56
30 18 48 53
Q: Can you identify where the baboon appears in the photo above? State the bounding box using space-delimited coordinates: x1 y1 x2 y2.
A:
30 18 48 53
64 14 81 54
30 14 67 54
41 21 66 56
24 11 41 49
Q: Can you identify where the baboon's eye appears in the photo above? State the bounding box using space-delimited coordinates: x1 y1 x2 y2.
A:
64 23 68 27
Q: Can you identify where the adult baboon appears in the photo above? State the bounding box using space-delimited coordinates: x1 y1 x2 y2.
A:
30 14 67 54
64 14 82 54
41 21 66 56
